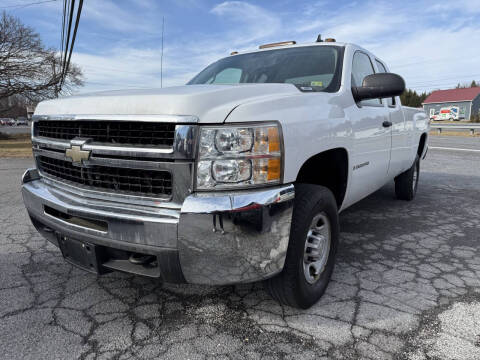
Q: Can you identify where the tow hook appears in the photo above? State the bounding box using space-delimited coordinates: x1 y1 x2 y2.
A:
129 253 156 265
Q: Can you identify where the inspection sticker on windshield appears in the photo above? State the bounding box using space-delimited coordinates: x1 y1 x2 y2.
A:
311 81 323 87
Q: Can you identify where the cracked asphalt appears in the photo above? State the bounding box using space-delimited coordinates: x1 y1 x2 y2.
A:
1 144 479 359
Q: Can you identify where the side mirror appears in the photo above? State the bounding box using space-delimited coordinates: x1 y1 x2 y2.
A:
352 73 405 102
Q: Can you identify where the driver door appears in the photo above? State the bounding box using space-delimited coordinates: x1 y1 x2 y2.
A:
347 51 391 203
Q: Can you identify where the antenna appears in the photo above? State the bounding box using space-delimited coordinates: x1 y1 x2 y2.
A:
161 16 164 88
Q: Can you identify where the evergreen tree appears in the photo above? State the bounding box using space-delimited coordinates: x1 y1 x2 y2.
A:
400 89 430 107
455 80 479 89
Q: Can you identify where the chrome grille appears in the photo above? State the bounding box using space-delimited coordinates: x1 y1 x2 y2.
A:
32 115 197 204
36 121 176 146
37 156 172 197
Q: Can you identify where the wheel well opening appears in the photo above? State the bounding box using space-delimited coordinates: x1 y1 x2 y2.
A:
296 148 348 208
418 133 427 157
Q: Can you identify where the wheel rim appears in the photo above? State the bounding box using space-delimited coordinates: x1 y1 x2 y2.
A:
303 213 331 284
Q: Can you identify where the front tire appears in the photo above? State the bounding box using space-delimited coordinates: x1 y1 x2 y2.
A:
395 155 420 201
265 184 339 309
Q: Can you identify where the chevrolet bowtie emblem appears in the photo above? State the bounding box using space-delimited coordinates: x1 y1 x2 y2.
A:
65 145 91 164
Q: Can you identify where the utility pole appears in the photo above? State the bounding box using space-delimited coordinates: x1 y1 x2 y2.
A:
161 16 164 88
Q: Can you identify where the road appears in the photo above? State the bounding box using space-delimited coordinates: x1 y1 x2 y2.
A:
429 135 480 151
0 137 479 359
0 125 31 135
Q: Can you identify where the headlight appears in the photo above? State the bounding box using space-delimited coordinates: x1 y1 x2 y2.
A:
196 123 283 190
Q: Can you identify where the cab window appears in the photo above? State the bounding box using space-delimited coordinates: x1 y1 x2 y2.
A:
351 52 381 106
375 60 395 107
207 68 242 84
189 46 343 92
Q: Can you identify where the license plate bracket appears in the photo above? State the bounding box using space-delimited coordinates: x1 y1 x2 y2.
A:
58 236 103 274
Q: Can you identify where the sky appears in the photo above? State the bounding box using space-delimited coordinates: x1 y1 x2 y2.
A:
3 0 480 94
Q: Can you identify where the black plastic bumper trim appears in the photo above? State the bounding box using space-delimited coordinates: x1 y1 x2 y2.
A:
28 213 186 283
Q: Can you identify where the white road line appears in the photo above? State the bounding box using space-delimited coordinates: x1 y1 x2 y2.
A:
430 146 480 152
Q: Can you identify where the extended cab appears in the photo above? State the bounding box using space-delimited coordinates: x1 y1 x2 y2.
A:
22 40 429 308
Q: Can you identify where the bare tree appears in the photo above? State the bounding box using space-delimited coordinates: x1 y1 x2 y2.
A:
0 95 29 118
0 11 83 106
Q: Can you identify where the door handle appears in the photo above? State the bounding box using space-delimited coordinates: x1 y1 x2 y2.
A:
382 121 392 128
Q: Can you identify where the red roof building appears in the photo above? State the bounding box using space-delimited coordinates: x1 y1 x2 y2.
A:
423 87 480 104
422 87 480 121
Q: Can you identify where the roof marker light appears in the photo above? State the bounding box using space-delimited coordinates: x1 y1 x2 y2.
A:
259 41 296 49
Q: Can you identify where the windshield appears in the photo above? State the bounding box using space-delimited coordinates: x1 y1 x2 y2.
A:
188 45 343 92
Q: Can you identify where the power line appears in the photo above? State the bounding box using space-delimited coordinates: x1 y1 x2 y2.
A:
388 55 477 75
53 0 83 92
82 64 153 76
407 76 480 88
412 82 476 90
160 16 164 88
0 0 58 9
60 0 74 83
407 73 480 86
61 0 83 86
60 0 66 68
391 58 452 69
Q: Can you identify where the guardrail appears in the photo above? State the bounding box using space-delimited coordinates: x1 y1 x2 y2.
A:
430 123 480 136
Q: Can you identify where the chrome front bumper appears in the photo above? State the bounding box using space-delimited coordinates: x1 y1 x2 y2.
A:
22 168 294 285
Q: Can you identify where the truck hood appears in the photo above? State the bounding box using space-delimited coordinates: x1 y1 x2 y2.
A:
35 84 301 123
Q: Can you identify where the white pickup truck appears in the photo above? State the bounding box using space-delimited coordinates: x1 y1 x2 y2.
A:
22 39 429 308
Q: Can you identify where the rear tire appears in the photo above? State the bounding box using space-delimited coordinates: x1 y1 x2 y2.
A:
265 184 339 309
395 155 420 201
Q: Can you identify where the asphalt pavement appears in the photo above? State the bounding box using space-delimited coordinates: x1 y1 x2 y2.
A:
0 125 31 135
429 135 480 151
0 137 479 359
